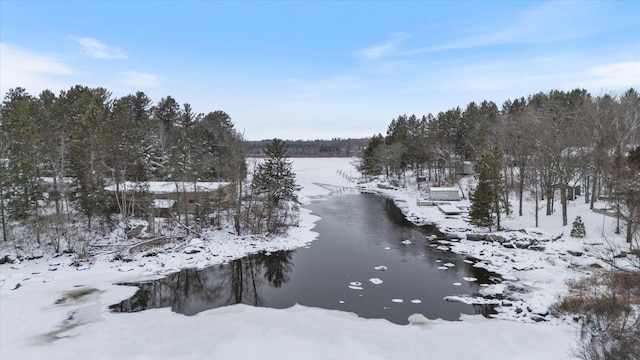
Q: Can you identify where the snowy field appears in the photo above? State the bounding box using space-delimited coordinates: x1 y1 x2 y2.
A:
3 157 625 359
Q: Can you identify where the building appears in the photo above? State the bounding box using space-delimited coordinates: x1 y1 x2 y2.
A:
429 187 462 201
105 181 232 217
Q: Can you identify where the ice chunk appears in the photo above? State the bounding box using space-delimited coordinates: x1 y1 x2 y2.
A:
463 277 477 282
411 299 422 304
374 266 387 271
348 285 363 290
453 282 462 286
408 313 429 325
391 299 403 303
437 266 447 270
369 278 383 285
443 263 455 267
401 240 412 245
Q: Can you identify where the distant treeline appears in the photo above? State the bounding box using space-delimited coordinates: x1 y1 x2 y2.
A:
248 138 368 157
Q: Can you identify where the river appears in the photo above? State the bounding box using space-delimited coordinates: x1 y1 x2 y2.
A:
111 193 497 324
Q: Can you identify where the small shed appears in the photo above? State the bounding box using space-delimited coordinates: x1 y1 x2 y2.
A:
152 199 176 218
461 161 475 175
429 187 462 201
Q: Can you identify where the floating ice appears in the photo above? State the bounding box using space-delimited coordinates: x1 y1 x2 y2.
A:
411 299 422 304
392 299 404 303
374 266 387 271
435 259 442 263
408 313 429 325
350 282 362 286
384 247 391 250
463 259 474 264
369 278 383 285
339 301 345 304
437 266 447 270
444 263 455 267
463 277 478 282
437 246 449 251
349 285 363 290
401 240 412 245
453 282 462 286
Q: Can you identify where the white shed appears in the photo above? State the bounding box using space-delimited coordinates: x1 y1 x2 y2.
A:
429 187 461 201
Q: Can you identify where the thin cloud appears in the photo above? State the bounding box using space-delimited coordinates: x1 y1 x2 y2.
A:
0 42 78 95
120 71 162 88
581 61 640 89
71 36 127 59
402 2 602 56
357 32 410 59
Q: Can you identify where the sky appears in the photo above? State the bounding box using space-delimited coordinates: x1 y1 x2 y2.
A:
1 1 639 140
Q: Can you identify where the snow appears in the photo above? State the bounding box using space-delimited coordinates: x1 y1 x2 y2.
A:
104 181 230 194
0 157 610 359
369 278 383 285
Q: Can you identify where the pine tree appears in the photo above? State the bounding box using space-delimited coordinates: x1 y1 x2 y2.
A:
252 138 301 234
570 215 586 238
469 180 494 228
469 147 503 230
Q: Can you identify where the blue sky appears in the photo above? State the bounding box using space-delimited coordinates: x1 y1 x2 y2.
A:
1 1 639 140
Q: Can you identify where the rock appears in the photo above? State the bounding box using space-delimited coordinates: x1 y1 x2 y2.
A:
531 315 546 322
0 255 14 264
466 234 487 241
613 251 627 259
567 250 583 257
488 234 508 243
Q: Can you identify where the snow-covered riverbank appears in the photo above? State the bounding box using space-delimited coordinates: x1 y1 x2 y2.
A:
0 157 595 359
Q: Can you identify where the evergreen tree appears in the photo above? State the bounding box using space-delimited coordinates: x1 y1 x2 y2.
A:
359 134 384 176
252 138 301 234
570 215 586 238
469 179 494 229
469 147 504 230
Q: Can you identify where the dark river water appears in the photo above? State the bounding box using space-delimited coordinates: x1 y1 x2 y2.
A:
111 194 497 324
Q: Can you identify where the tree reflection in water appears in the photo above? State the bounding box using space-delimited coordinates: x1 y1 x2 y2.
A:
110 250 294 315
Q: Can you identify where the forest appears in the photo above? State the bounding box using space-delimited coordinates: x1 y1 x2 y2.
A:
1 85 639 252
0 85 300 253
247 138 368 157
358 88 640 244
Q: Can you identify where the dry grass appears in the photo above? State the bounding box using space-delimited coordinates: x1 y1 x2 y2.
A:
554 269 640 360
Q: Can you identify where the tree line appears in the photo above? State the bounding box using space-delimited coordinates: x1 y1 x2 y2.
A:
359 88 640 245
0 85 300 253
247 138 368 157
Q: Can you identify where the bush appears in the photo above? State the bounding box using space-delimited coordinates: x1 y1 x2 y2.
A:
554 270 640 360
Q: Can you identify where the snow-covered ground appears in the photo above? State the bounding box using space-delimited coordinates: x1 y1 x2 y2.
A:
4 157 630 359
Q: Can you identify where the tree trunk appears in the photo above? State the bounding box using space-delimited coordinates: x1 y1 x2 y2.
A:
590 172 598 210
518 164 525 216
560 183 568 226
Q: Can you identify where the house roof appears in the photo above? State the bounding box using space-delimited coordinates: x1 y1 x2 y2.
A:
105 181 230 194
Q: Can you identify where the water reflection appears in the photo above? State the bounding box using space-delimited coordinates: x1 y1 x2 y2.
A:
111 251 293 315
112 194 499 324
